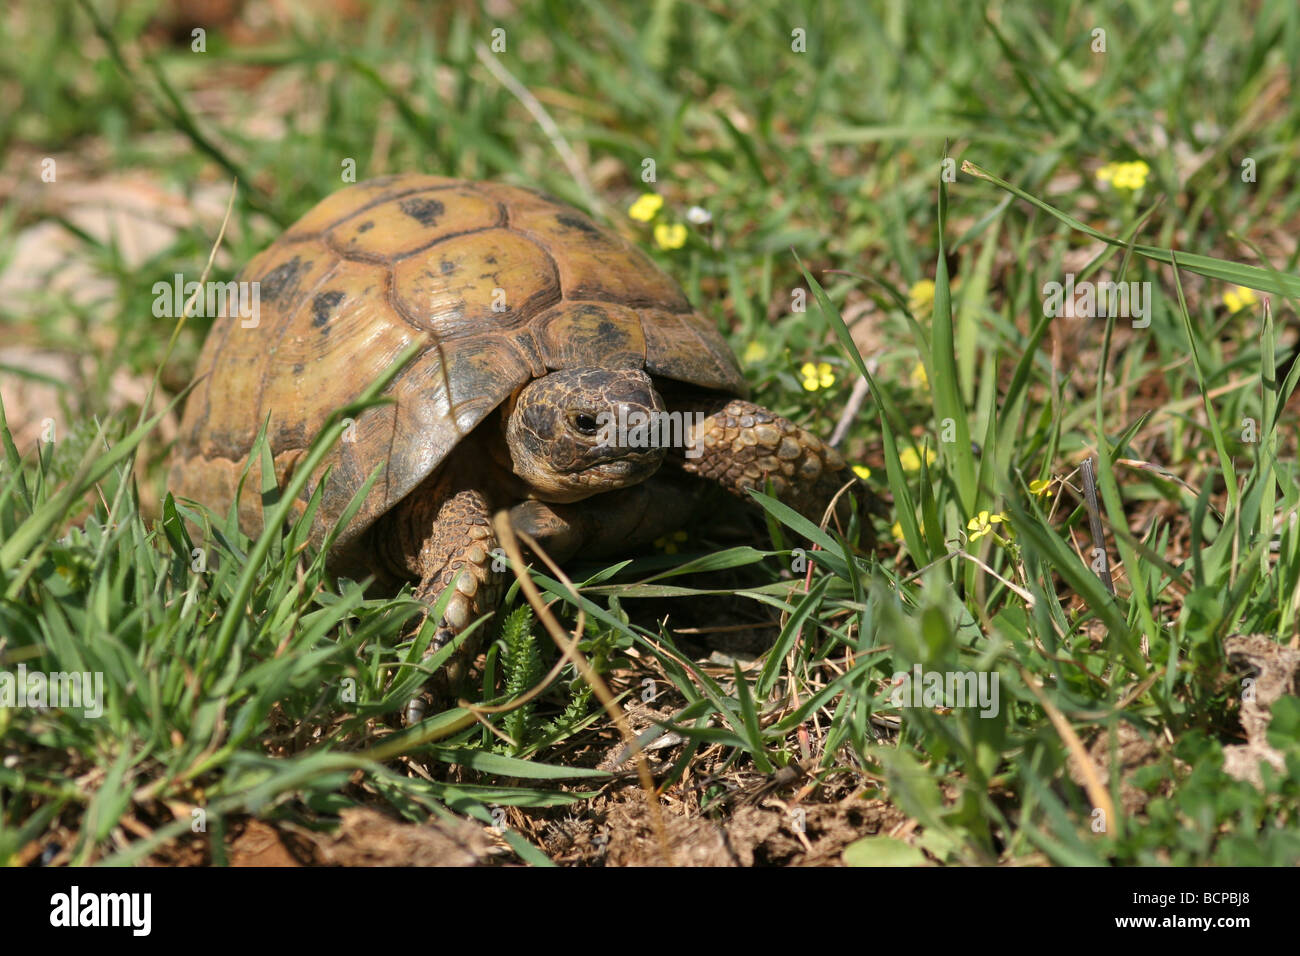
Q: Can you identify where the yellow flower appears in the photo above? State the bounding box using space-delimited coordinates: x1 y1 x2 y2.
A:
899 446 937 472
966 510 1008 543
907 279 936 314
743 341 769 364
910 361 929 390
1222 285 1258 313
1096 160 1150 191
629 193 663 222
1029 478 1054 498
800 361 835 391
890 521 904 542
852 465 872 480
654 222 688 250
654 529 689 554
1114 162 1150 189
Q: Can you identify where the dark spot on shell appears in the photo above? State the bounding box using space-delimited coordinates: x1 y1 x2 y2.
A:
312 290 345 331
399 197 445 227
274 421 308 449
292 362 304 374
556 214 602 239
440 258 456 275
484 255 497 265
356 220 375 233
207 424 256 462
258 256 310 305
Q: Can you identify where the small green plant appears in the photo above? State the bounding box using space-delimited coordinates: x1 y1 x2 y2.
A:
499 605 543 752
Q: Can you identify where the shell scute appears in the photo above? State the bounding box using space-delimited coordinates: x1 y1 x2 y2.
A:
390 228 560 337
327 184 501 260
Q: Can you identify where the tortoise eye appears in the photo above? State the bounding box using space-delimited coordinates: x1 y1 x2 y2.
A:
571 412 599 436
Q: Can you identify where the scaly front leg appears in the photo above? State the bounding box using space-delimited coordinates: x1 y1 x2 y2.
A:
385 486 502 723
678 398 872 527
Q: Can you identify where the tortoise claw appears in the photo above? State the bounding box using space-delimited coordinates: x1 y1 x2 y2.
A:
404 694 429 726
402 624 460 725
432 625 455 652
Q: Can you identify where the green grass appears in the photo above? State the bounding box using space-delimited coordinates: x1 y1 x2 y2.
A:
2 0 1299 865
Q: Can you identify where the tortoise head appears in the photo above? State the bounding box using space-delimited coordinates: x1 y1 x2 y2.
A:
505 367 667 502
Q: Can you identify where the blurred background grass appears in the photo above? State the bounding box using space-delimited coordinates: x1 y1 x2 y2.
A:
1 0 1299 866
4 0 1294 410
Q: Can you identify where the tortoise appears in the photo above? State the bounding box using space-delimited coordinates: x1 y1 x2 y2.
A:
169 174 868 715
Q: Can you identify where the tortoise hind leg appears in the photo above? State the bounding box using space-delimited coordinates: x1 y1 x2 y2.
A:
383 486 502 723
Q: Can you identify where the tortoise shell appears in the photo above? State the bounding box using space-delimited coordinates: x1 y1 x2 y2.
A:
169 174 746 564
